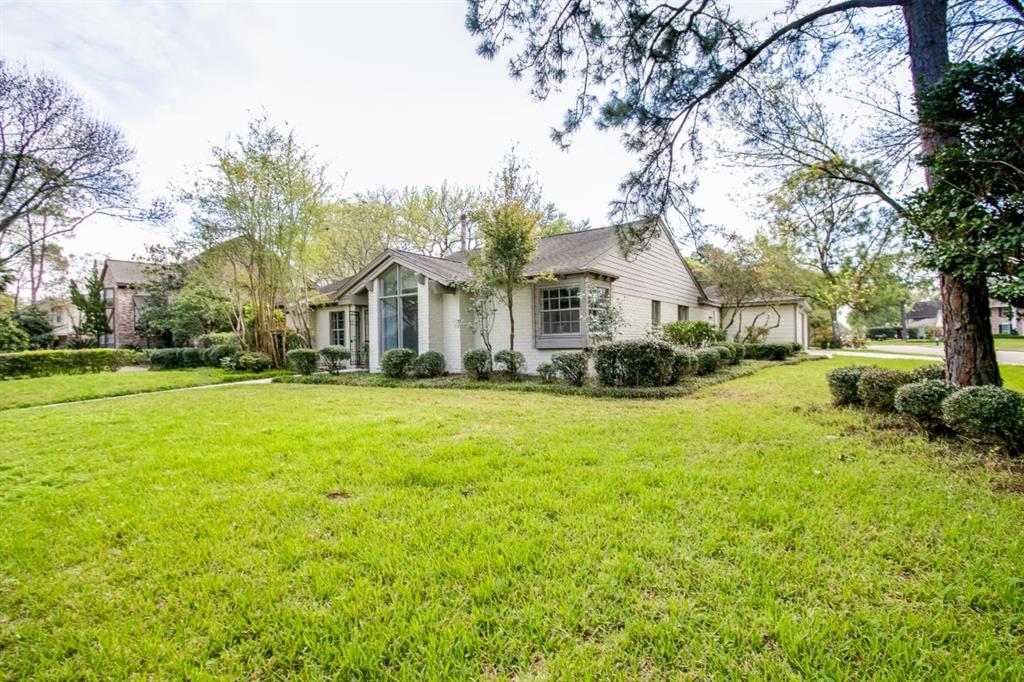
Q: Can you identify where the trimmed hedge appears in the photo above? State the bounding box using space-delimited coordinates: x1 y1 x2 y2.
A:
942 386 1023 453
710 345 733 365
181 348 204 368
694 347 720 376
743 343 795 361
287 348 320 375
381 348 417 378
895 380 958 432
826 366 869 406
319 346 351 374
551 352 588 386
0 348 139 379
911 364 946 382
150 348 185 370
593 340 675 387
204 344 236 368
411 351 446 378
672 348 697 382
857 367 914 411
462 349 491 380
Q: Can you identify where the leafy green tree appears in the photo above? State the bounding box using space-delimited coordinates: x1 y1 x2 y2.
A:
466 0 1023 385
0 311 29 351
68 261 111 346
11 305 54 349
167 282 234 346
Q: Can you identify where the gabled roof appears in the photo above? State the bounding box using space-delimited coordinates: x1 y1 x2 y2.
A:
103 259 158 286
315 277 353 298
446 224 622 278
907 300 941 320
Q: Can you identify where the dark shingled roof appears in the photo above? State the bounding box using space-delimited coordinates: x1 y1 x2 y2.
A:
907 300 941 320
315 277 353 298
104 259 158 285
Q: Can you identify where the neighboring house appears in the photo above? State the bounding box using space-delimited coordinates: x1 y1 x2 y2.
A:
706 288 812 347
35 298 82 347
905 300 942 337
100 259 158 348
991 300 1023 335
311 220 809 373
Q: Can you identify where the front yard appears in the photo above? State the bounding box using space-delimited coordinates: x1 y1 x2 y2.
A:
1 358 1022 678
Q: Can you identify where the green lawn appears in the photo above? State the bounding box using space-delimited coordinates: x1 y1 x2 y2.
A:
1 358 1022 678
873 337 1024 351
0 368 275 410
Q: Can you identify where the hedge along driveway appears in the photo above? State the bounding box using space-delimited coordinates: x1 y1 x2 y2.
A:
2 358 1023 678
0 369 280 410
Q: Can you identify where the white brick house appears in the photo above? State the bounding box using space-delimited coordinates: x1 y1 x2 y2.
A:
311 219 809 373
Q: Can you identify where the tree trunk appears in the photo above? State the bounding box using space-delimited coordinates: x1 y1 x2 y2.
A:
507 295 515 352
941 274 1001 385
903 0 1001 385
830 308 842 348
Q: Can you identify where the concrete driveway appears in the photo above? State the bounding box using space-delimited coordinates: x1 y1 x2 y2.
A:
865 343 1024 366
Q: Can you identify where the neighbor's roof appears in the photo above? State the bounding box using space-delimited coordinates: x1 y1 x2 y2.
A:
103 259 158 285
907 300 941 320
315 277 353 298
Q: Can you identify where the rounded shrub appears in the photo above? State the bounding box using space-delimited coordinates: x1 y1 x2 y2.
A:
236 351 272 372
204 344 235 368
593 340 675 387
181 347 204 368
672 348 697 382
724 342 744 363
494 349 526 378
319 346 351 374
911 364 946 382
826 366 869 406
381 348 417 378
286 348 319 375
661 320 724 347
857 367 914 411
149 348 184 370
462 349 491 380
710 345 733 365
551 351 588 386
895 380 958 432
694 347 720 376
941 386 1023 453
411 351 446 378
536 362 557 383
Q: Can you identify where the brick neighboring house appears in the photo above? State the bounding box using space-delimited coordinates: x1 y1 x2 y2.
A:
100 259 158 348
904 298 1022 337
991 300 1023 335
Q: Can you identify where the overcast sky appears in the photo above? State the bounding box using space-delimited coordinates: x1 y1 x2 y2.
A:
2 0 858 262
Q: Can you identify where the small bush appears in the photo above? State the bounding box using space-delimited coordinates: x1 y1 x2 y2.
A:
411 351 446 378
149 348 184 370
319 346 351 374
0 348 138 379
462 349 491 380
204 344 236 368
661 320 724 347
694 348 720 376
181 347 204 368
710 345 733 365
743 343 794 361
672 348 697 383
726 342 745 363
536 362 557 383
895 380 958 432
287 348 320 375
494 349 525 378
551 351 588 386
826 366 869 406
788 342 803 354
197 332 239 349
941 386 1023 453
236 351 272 372
593 340 675 387
857 367 914 411
381 348 417 378
911 364 946 382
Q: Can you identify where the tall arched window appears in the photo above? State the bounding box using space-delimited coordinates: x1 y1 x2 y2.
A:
379 264 418 352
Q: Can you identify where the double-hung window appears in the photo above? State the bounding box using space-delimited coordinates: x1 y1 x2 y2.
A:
677 305 689 321
651 300 662 326
329 311 346 346
540 286 581 335
379 264 418 352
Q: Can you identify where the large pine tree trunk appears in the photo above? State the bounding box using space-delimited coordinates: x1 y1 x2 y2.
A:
903 0 1001 385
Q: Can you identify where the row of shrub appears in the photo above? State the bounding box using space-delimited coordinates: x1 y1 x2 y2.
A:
149 345 274 372
286 346 353 375
0 348 141 379
826 364 1023 454
381 348 447 379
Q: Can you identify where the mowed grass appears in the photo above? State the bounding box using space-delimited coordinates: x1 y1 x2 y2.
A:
0 368 274 410
1 358 1023 679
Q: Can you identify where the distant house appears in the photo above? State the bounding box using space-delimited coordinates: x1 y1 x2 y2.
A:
35 298 82 347
310 220 809 373
991 300 1023 335
99 259 158 348
905 300 942 337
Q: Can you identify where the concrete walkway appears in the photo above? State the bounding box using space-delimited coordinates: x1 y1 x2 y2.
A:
24 377 275 411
